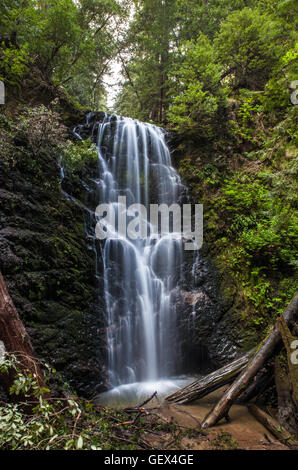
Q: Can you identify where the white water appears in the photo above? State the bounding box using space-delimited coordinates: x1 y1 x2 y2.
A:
97 377 194 408
94 115 188 398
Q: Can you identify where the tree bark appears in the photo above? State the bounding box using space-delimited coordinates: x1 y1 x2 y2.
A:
0 272 46 397
118 51 143 112
277 316 298 408
236 365 274 404
275 355 298 434
201 292 298 429
274 316 298 434
248 404 298 449
165 350 255 404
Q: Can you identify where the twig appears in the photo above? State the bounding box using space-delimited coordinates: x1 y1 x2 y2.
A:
72 409 82 439
138 391 158 408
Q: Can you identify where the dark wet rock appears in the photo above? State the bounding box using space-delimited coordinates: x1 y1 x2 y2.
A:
0 109 243 397
76 114 243 377
73 111 113 143
0 123 107 397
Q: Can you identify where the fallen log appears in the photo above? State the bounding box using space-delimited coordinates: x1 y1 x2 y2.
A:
248 404 298 449
0 272 47 399
165 350 255 404
236 366 274 404
201 292 298 429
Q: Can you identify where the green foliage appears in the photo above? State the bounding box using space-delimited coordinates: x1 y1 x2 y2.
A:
115 0 296 133
115 0 178 122
0 355 96 450
14 105 67 156
0 43 29 86
0 354 202 450
260 44 298 113
212 431 238 450
62 139 98 173
175 0 257 40
215 8 283 90
214 148 298 272
0 0 127 107
220 177 269 213
167 35 228 137
230 91 264 142
177 91 297 337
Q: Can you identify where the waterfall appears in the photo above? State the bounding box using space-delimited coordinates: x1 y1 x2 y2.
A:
94 115 187 389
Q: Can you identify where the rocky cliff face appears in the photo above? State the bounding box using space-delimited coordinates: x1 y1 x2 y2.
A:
76 113 241 373
177 252 240 370
0 108 106 397
0 108 242 397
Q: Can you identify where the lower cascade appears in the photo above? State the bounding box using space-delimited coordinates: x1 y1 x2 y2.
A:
84 115 196 403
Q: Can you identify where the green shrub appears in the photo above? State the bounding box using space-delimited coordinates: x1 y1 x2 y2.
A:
167 34 227 137
215 8 283 90
62 139 98 173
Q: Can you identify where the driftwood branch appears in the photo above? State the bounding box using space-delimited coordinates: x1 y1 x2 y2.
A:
201 292 298 429
236 365 274 404
165 350 255 404
248 404 298 449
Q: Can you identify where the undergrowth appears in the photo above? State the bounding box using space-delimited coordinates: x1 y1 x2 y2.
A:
0 354 204 451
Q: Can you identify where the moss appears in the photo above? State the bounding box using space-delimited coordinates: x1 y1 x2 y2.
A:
174 96 297 351
0 105 104 397
212 431 238 450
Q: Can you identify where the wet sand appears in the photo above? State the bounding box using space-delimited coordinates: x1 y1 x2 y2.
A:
157 387 288 450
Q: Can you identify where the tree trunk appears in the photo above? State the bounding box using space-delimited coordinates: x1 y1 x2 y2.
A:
165 349 255 404
0 272 47 398
201 292 298 429
275 355 298 434
277 316 298 408
248 404 298 449
274 316 298 434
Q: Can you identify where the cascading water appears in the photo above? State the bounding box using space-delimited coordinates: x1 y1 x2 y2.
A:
95 115 187 393
62 113 233 401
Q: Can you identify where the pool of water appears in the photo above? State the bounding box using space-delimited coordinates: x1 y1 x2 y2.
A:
95 377 196 408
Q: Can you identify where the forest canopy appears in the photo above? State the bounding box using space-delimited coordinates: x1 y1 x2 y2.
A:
113 0 297 134
1 0 297 127
0 0 128 109
0 0 297 452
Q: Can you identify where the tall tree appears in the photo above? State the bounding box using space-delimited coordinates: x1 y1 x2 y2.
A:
115 0 178 123
0 0 128 107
